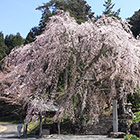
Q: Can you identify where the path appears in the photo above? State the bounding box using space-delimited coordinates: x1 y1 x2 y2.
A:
0 122 17 139
0 122 123 140
0 122 37 140
45 135 123 140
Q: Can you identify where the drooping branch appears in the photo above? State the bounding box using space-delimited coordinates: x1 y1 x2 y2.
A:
0 11 140 124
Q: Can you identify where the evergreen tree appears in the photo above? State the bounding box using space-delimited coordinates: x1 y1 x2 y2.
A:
25 0 94 45
0 32 8 70
24 0 94 44
15 32 25 46
103 0 120 18
5 33 24 53
24 26 41 44
37 0 94 26
0 32 8 60
0 32 24 70
129 9 140 38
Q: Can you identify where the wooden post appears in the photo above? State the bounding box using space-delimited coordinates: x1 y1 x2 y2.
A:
58 121 60 135
113 100 118 132
39 114 42 137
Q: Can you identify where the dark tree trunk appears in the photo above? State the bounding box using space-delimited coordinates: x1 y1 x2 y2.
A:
58 121 61 135
39 115 42 137
64 69 68 90
24 123 28 137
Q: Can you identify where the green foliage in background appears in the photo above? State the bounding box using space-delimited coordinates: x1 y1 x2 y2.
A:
127 86 140 109
0 32 24 70
5 32 24 53
25 0 94 44
0 32 8 60
37 0 94 25
24 26 41 45
129 9 140 38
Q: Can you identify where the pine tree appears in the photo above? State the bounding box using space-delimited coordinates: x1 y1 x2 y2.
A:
5 33 24 54
103 0 115 15
129 9 140 38
15 32 25 46
0 32 24 70
0 32 8 70
103 0 120 18
25 0 94 44
0 32 8 60
24 26 41 44
37 0 94 27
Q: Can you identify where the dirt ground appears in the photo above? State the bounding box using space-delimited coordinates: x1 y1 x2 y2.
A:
0 122 123 140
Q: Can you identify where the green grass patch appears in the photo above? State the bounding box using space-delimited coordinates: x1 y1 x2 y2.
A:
27 118 54 134
27 120 40 134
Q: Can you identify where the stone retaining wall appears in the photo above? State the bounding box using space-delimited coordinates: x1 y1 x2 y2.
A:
85 114 113 135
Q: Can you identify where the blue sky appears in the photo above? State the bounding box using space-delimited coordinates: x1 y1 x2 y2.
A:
0 0 140 38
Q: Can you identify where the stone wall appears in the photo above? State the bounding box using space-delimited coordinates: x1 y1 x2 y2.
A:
85 114 113 135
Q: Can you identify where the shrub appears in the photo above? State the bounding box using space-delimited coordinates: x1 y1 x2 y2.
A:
133 111 140 123
124 134 140 140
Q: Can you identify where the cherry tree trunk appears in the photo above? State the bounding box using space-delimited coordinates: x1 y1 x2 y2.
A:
24 123 28 137
58 121 61 135
64 69 68 90
39 115 42 137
